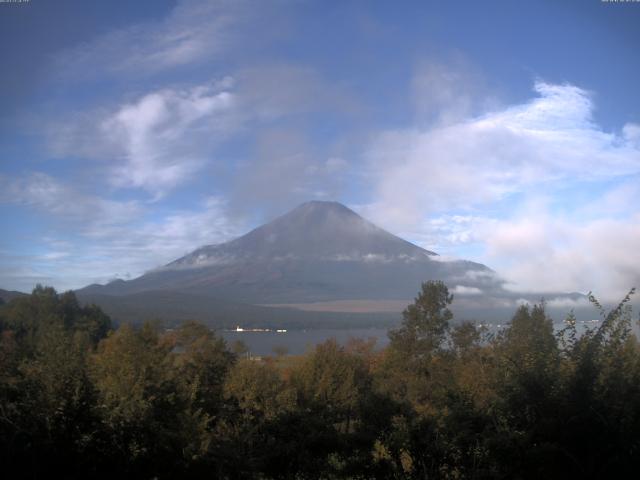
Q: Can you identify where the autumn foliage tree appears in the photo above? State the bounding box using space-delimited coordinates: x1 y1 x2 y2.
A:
1 283 640 479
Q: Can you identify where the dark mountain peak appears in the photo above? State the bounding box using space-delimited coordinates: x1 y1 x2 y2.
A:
263 200 366 233
259 200 372 235
170 200 436 267
289 200 360 217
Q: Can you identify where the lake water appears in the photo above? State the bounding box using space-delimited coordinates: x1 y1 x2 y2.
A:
219 320 619 356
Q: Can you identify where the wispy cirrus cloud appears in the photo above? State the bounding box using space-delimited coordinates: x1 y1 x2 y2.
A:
410 56 494 126
52 0 254 81
0 173 245 290
230 129 352 217
0 172 142 227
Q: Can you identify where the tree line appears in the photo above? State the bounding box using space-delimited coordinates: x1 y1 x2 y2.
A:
1 282 639 479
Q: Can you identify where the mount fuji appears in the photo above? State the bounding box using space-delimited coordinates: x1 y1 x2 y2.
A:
76 201 579 326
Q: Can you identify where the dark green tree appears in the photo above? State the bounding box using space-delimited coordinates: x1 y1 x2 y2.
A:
0 287 110 478
378 281 455 410
388 280 454 358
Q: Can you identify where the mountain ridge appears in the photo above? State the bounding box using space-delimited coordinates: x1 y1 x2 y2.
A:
0 288 28 303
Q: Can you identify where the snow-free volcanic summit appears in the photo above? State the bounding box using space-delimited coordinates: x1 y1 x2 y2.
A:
79 201 498 307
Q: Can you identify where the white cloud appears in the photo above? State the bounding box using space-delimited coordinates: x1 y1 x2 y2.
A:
410 58 493 126
53 0 252 79
483 212 640 301
399 195 640 302
545 297 590 309
111 196 242 264
0 174 245 290
581 180 640 217
363 80 640 301
452 285 483 295
236 64 361 120
421 214 489 252
230 129 350 215
365 81 640 231
49 79 238 198
623 123 640 145
71 194 244 286
0 172 142 227
103 81 236 195
325 157 349 174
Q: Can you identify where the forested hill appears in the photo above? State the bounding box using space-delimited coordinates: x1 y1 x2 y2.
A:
1 283 640 478
0 288 26 304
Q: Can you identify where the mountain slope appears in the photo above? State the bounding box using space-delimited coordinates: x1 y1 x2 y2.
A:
171 201 437 265
0 288 28 303
79 201 497 303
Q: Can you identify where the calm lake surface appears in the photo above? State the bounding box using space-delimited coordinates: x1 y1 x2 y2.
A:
219 320 617 356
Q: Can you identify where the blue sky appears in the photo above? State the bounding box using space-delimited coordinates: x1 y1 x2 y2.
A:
1 0 639 300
